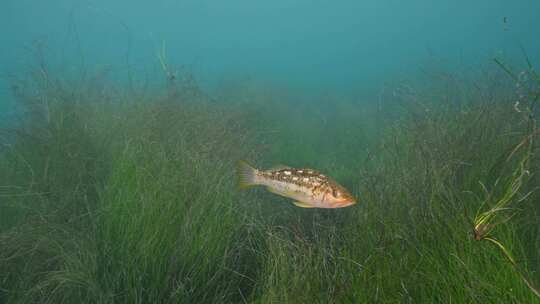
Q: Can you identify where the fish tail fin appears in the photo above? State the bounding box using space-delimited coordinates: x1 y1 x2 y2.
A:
237 160 258 189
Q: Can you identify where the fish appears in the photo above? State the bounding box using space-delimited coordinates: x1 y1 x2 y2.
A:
237 160 356 208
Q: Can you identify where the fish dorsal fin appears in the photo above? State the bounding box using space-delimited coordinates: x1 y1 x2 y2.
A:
269 164 291 171
293 201 315 208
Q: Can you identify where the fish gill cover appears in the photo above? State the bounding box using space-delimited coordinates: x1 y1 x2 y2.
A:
1 0 540 303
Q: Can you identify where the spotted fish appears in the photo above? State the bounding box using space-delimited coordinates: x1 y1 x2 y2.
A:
237 160 356 208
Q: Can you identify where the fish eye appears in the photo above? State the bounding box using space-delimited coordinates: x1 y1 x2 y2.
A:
332 189 339 197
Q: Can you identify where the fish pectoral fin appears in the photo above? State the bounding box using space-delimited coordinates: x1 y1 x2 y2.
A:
266 187 283 195
266 187 293 197
293 201 315 208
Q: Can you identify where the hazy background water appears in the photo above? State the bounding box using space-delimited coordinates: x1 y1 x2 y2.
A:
1 0 540 126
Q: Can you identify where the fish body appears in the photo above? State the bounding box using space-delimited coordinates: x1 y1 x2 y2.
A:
237 161 356 208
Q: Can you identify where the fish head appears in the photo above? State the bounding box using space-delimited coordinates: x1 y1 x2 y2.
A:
326 184 356 208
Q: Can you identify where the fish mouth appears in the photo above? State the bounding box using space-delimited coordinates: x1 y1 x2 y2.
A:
335 198 356 208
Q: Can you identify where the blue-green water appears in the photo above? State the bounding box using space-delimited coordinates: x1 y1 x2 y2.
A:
2 1 540 95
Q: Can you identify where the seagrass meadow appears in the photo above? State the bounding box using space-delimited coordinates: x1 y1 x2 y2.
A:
0 57 539 303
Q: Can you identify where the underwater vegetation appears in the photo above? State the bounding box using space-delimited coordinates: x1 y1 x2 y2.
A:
1 54 540 303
